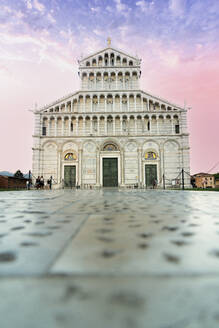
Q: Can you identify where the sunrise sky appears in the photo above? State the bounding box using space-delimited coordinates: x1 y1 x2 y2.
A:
0 0 219 174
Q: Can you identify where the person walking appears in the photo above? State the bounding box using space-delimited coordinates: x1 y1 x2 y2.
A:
36 176 40 189
26 180 30 190
40 176 44 189
48 176 52 190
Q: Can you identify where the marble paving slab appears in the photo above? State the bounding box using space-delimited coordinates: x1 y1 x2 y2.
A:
0 189 219 328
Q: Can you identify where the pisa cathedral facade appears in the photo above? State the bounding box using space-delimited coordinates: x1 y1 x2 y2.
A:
32 43 190 188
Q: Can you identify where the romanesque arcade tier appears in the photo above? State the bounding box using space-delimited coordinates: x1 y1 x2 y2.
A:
42 92 182 114
78 47 141 91
41 113 181 137
79 51 140 68
80 71 140 90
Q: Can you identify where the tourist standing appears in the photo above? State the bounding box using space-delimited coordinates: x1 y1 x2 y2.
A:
40 176 44 189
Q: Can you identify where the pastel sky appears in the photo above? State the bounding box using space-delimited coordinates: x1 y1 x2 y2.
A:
0 0 219 174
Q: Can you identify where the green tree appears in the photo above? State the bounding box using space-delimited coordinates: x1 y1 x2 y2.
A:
14 170 24 178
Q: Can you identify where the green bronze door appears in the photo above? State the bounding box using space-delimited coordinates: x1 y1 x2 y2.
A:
103 158 118 187
145 164 157 188
64 165 76 188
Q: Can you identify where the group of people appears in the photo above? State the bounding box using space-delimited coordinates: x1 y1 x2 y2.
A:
35 176 52 190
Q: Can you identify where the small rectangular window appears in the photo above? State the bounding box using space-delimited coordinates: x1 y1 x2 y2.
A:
147 121 150 131
175 125 180 134
42 127 46 136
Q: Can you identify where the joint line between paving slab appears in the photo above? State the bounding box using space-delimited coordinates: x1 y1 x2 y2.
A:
46 213 91 273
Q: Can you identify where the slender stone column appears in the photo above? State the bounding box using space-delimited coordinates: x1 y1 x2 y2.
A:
97 117 100 135
96 147 100 186
127 117 130 134
48 119 50 136
79 148 83 186
77 99 79 112
157 119 159 135
113 95 115 112
76 117 78 135
83 97 86 113
68 116 71 136
120 96 122 112
127 95 130 112
90 117 92 134
120 117 123 135
62 117 64 136
134 118 137 135
141 96 143 111
138 148 142 186
147 100 149 111
113 116 116 135
54 117 57 136
94 73 97 90
116 73 118 89
171 118 174 134
57 149 62 184
104 116 107 134
70 101 72 112
91 97 93 112
65 103 67 112
160 144 164 187
134 95 137 112
142 117 144 133
104 96 107 112
121 149 125 186
83 117 86 135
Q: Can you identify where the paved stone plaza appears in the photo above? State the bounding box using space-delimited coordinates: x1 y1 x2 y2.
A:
0 189 219 327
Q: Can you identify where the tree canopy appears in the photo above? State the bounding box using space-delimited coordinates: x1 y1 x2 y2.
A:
14 170 24 178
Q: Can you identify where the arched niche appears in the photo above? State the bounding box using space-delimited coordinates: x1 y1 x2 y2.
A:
64 152 77 161
102 143 119 151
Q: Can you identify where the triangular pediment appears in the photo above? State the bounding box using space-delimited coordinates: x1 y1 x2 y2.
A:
36 91 80 113
36 89 184 114
79 47 141 66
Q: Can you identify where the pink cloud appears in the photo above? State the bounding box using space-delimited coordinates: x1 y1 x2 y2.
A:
0 28 218 175
139 42 219 174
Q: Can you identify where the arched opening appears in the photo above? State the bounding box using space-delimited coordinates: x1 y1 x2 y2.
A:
102 142 119 187
144 151 158 188
98 56 103 66
96 72 101 89
64 152 77 188
110 53 115 66
116 56 121 65
104 53 109 66
122 58 127 66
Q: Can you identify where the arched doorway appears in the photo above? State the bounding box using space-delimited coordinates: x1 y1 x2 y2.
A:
101 143 120 187
63 152 77 188
144 151 158 188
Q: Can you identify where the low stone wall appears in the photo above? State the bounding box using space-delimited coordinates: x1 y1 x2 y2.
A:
0 175 28 189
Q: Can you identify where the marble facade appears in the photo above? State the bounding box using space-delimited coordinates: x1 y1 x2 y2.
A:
32 43 190 188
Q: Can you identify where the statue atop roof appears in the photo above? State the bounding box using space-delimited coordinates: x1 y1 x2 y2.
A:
107 37 111 46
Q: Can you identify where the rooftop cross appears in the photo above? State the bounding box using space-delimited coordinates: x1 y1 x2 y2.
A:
107 37 111 46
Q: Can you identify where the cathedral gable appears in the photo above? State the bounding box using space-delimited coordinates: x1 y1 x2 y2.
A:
79 47 140 67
